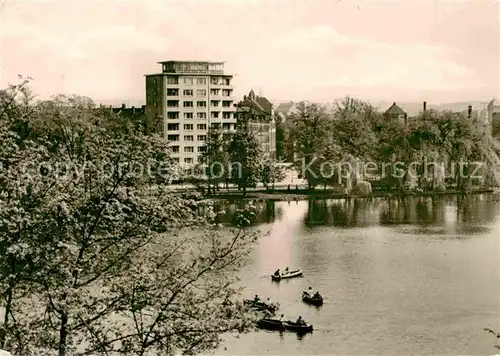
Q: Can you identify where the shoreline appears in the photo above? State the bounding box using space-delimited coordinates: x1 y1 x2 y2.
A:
201 188 499 202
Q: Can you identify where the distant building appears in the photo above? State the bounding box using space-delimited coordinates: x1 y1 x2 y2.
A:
144 60 236 166
235 89 276 159
384 102 407 125
275 102 296 122
488 98 500 137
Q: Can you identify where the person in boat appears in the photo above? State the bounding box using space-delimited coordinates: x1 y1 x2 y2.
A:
253 294 260 303
279 314 284 322
303 286 313 297
274 269 280 277
296 316 306 325
313 291 321 299
284 267 289 273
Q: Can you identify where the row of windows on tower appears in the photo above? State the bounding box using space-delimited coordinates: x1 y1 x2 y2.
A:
165 89 232 96
164 77 231 85
167 123 233 131
170 146 206 153
166 101 233 108
167 135 207 143
167 112 233 119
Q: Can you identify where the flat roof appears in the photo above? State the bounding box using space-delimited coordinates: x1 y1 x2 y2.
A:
144 73 234 77
157 60 226 65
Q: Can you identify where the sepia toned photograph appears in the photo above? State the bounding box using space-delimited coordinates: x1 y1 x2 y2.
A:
0 0 499 355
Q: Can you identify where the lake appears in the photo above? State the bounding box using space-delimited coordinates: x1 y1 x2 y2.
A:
209 194 500 355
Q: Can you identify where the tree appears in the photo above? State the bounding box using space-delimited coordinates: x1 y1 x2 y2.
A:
274 114 286 160
199 128 229 194
227 131 262 196
331 97 378 161
0 88 260 356
288 102 331 189
260 159 286 191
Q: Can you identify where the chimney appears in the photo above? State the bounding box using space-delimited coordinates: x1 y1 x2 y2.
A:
468 105 472 118
121 103 125 109
423 101 427 112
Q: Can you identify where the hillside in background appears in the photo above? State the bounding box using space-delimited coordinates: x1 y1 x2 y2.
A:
273 99 490 117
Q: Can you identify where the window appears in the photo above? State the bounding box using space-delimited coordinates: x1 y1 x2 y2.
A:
172 157 180 163
167 135 179 141
167 89 179 96
167 123 179 131
153 101 157 107
183 101 193 107
223 78 230 85
198 146 206 152
197 124 207 130
222 101 232 107
167 100 179 107
197 135 207 141
197 112 207 119
222 123 231 130
222 89 231 97
184 135 194 141
223 112 232 119
211 123 221 130
210 89 220 95
211 101 219 107
197 78 207 85
211 112 220 119
197 101 206 108
183 112 193 119
184 146 194 153
167 77 178 84
183 77 193 85
183 89 193 96
167 112 179 119
211 77 219 85
171 146 180 153
184 157 193 163
153 78 157 84
184 124 193 130
196 89 206 96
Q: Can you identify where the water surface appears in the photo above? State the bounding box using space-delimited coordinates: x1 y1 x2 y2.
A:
211 195 500 355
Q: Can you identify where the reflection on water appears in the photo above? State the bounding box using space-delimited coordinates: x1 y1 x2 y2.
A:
211 194 500 230
209 194 500 355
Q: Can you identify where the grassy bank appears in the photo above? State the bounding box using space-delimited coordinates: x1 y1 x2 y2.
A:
203 188 498 202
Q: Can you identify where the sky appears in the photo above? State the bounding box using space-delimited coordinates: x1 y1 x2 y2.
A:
1 0 499 106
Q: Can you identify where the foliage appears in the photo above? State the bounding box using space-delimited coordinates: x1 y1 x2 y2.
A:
227 131 262 195
288 102 331 188
0 82 260 356
260 159 286 190
283 96 495 192
274 114 286 160
199 128 229 194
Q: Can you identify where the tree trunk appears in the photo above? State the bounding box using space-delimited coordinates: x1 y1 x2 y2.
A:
243 186 247 196
0 287 13 349
58 314 68 356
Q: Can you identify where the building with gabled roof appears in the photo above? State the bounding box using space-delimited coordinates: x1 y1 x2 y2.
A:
384 102 407 125
235 89 276 159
